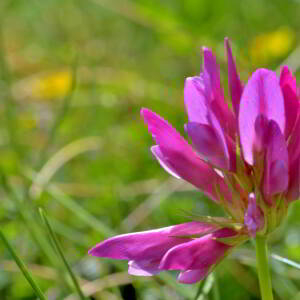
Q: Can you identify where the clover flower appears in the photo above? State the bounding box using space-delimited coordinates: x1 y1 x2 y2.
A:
89 38 300 288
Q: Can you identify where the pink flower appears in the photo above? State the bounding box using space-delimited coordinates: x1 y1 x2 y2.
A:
89 38 300 283
89 222 245 284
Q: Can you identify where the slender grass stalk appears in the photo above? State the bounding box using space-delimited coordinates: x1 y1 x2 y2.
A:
212 273 220 300
39 208 86 300
49 216 91 247
23 167 114 237
0 171 58 266
194 279 205 300
23 169 193 299
193 274 215 300
0 230 47 300
255 235 274 300
157 273 194 299
47 185 114 237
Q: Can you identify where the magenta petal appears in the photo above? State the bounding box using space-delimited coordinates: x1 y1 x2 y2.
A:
280 66 299 138
184 77 209 124
186 122 229 170
141 108 232 202
202 47 223 101
225 38 243 117
239 69 285 165
178 269 209 284
287 157 300 202
89 222 218 277
202 48 236 139
253 114 269 152
263 121 289 202
208 109 236 171
128 260 160 276
288 114 300 165
280 66 297 92
89 222 215 261
184 77 236 171
159 228 235 271
151 146 180 179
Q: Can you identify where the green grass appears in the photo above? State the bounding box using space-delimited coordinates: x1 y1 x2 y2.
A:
1 0 300 299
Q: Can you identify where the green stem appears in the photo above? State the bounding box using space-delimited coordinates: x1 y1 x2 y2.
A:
255 235 274 300
39 208 87 300
0 231 47 300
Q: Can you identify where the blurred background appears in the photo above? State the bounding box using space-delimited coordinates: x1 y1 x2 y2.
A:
1 0 300 299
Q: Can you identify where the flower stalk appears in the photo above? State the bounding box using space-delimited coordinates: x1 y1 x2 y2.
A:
255 235 273 300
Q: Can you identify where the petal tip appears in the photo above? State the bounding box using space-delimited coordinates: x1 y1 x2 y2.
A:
140 107 149 119
88 247 97 256
202 46 211 52
224 37 230 48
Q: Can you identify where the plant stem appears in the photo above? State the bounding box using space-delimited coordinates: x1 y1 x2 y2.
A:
0 231 47 300
255 235 273 300
39 208 87 300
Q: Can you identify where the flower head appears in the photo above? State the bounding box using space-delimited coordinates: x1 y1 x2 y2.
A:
89 38 300 284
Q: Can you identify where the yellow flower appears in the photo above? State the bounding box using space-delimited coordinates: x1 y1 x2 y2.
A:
12 70 72 102
32 70 72 100
250 27 295 65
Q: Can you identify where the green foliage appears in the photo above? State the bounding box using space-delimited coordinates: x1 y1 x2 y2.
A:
1 0 300 299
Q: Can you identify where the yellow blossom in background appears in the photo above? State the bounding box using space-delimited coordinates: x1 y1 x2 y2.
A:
250 27 295 65
12 70 72 102
32 70 72 100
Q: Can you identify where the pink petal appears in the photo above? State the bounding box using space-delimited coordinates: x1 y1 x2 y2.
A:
159 228 235 271
89 222 217 276
89 222 216 261
288 113 300 165
202 48 236 139
186 119 236 171
280 66 299 138
280 66 297 91
239 69 285 165
151 146 180 179
253 114 269 152
184 78 236 171
263 120 289 203
128 260 160 276
208 109 236 171
184 77 209 124
178 269 209 284
225 38 243 117
202 47 224 102
141 108 232 202
287 157 300 202
186 122 228 169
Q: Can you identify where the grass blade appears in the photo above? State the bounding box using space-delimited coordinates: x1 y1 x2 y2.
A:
0 170 58 266
47 184 114 237
212 273 220 300
193 278 205 300
0 230 47 300
22 168 196 299
39 208 86 300
271 253 300 270
194 273 214 300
